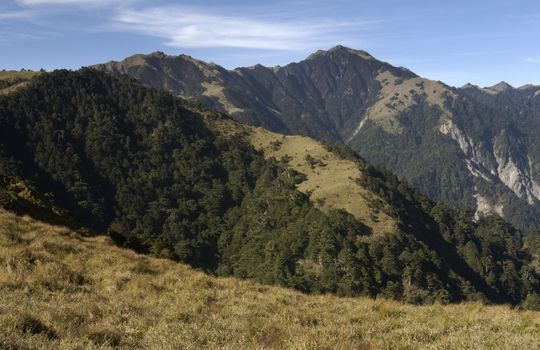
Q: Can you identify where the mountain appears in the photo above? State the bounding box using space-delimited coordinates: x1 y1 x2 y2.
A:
2 208 540 349
93 46 540 231
92 46 413 141
1 69 540 306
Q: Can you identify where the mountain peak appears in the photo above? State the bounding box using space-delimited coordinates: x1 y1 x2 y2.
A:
148 51 168 58
461 82 479 89
307 45 375 61
517 84 540 91
138 52 211 66
487 81 514 92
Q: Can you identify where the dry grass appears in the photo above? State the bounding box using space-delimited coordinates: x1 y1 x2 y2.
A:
0 71 41 80
201 82 245 114
200 114 397 236
0 70 41 95
350 71 457 136
249 127 397 236
1 209 539 349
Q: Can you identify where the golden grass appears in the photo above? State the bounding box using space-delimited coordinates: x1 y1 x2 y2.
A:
200 114 397 236
349 71 457 136
0 71 41 80
201 82 245 114
1 209 539 349
249 127 397 236
0 70 41 95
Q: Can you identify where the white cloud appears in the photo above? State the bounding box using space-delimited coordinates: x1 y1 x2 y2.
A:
111 7 362 50
526 57 540 64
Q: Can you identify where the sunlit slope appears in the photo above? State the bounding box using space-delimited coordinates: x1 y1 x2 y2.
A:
202 115 397 236
94 47 540 231
0 209 539 350
249 127 397 236
2 68 538 306
0 71 41 95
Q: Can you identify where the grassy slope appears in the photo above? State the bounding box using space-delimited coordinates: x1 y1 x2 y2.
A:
249 127 397 236
203 114 397 236
0 71 41 95
1 209 539 350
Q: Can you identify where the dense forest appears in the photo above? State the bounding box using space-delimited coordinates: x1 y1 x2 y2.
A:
1 69 540 307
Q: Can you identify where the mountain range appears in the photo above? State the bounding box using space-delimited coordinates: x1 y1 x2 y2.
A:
93 46 540 231
2 68 540 306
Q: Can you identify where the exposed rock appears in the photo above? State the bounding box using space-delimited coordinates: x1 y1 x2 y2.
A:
474 192 504 219
494 150 540 205
439 118 496 178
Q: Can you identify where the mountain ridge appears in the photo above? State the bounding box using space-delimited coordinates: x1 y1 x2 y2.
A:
93 46 540 231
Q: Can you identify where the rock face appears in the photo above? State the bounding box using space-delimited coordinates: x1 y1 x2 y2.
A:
93 47 540 230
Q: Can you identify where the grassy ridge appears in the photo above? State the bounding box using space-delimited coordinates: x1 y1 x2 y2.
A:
248 126 398 236
200 114 397 236
1 209 539 349
0 71 41 95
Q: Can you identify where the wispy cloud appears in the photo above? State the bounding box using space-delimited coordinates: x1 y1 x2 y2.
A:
0 10 36 20
0 28 54 42
111 6 367 50
526 57 540 64
6 2 380 51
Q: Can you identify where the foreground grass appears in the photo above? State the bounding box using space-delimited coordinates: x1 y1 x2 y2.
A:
0 209 539 349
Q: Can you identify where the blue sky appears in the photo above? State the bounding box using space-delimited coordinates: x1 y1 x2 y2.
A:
1 0 539 87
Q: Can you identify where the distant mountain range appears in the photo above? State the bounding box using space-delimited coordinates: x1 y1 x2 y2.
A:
93 46 540 231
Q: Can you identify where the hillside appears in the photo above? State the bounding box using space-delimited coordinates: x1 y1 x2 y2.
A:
1 69 540 306
93 47 540 231
200 115 397 236
0 71 41 95
1 208 540 350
